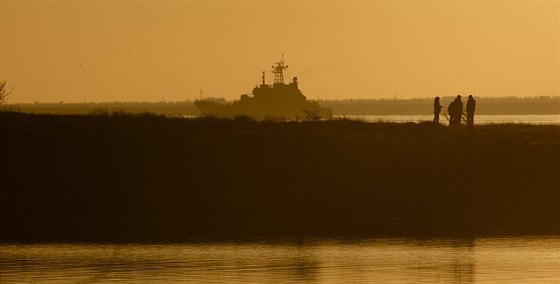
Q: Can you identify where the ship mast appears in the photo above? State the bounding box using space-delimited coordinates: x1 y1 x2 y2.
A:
272 54 288 85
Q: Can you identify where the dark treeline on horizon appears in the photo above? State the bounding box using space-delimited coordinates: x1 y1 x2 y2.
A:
10 96 560 116
320 96 560 115
12 101 201 116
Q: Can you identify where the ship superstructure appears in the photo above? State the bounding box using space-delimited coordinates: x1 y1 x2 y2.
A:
195 57 332 119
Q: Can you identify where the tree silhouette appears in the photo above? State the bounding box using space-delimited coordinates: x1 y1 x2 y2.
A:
0 81 14 106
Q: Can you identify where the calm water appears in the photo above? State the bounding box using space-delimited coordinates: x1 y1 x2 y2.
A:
334 114 560 125
1 237 559 283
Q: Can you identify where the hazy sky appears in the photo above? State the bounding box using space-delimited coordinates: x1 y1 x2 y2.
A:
1 0 558 103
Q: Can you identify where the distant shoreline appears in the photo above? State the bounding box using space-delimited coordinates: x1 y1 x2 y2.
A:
1 112 559 242
7 96 560 116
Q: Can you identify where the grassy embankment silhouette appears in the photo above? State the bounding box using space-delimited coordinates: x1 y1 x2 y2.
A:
1 112 559 242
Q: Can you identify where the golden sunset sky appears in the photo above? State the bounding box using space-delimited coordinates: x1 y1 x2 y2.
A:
0 0 558 103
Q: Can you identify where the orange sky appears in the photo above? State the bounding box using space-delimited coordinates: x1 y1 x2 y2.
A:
0 0 558 103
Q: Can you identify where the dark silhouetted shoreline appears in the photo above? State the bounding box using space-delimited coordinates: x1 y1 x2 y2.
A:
1 112 559 242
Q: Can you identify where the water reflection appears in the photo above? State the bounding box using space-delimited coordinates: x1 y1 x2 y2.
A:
1 236 559 283
334 114 560 124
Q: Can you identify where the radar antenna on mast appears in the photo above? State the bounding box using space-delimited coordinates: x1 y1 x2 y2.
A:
272 54 288 84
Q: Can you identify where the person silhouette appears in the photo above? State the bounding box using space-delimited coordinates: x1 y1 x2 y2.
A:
433 97 443 123
466 95 476 128
454 95 463 127
448 99 456 126
448 95 463 127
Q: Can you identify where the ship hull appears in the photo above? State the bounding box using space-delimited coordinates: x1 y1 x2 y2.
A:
195 99 332 120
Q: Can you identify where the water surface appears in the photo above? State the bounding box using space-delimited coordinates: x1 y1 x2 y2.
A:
334 114 560 124
1 236 559 283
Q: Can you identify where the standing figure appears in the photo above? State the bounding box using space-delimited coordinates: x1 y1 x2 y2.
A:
448 99 457 126
448 95 463 127
433 97 443 123
454 95 463 127
466 95 476 128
